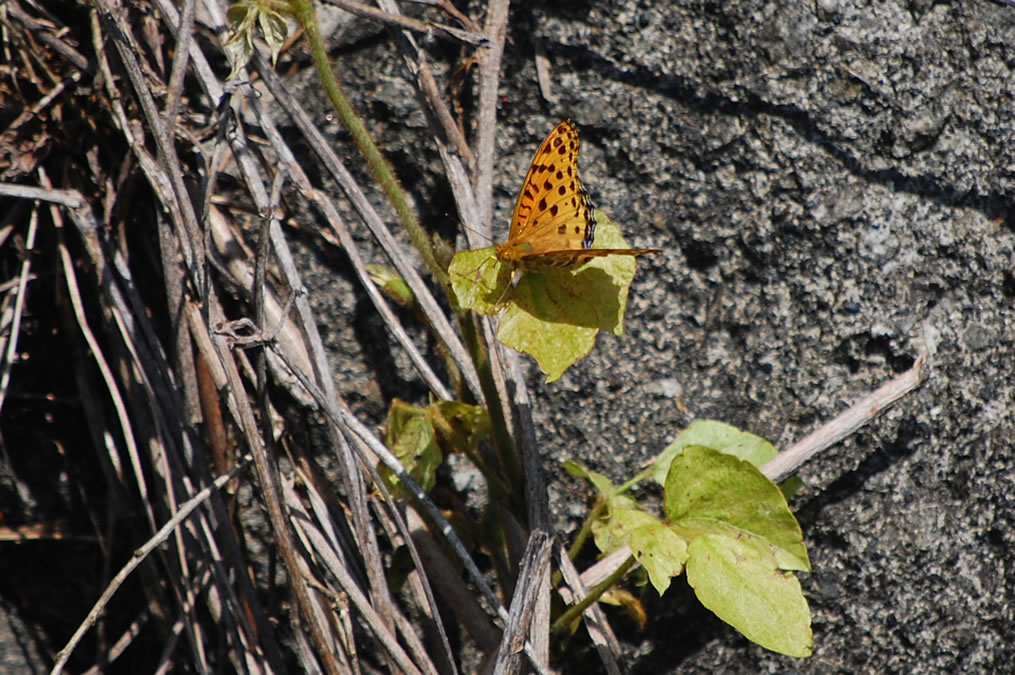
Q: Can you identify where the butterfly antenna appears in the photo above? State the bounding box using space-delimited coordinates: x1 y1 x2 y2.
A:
458 221 494 247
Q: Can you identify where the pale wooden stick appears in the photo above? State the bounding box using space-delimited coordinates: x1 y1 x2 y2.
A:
763 354 929 483
557 545 623 675
324 0 489 46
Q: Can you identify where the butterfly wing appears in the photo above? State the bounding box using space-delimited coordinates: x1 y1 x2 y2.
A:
516 247 662 269
504 120 596 254
495 120 660 270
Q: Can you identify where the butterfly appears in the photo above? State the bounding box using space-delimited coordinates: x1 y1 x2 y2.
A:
494 120 660 271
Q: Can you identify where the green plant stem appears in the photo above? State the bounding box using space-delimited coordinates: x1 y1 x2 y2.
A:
288 3 519 484
549 496 605 590
551 554 637 636
551 470 650 585
287 0 449 290
617 467 653 494
286 1 519 482
567 497 607 562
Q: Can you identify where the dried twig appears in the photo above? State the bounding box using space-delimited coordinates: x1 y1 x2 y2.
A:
284 481 430 675
93 0 207 298
0 200 37 416
474 0 511 234
764 354 930 483
534 39 554 104
51 181 155 530
247 54 480 401
50 460 251 675
268 340 556 675
324 0 489 46
375 0 479 203
493 530 553 675
556 544 623 675
5 3 90 70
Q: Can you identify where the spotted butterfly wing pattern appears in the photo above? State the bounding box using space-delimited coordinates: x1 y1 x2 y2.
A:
494 120 660 270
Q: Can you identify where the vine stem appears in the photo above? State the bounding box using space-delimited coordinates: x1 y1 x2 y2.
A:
287 0 449 291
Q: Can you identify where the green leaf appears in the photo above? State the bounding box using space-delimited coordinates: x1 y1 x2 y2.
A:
258 6 288 66
565 461 639 511
380 400 441 498
570 462 688 595
651 420 778 486
598 588 647 629
664 445 809 572
573 449 812 654
562 459 592 480
384 399 421 438
686 534 812 657
563 461 620 499
377 400 489 500
225 1 289 78
366 264 415 308
448 247 512 314
225 2 256 79
666 446 812 656
428 400 490 455
592 507 688 596
779 475 806 501
450 212 644 382
496 289 600 382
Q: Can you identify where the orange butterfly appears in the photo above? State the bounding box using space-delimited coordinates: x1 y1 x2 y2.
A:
494 120 660 270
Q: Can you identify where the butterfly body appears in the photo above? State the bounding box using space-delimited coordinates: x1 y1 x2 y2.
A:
494 120 660 271
495 242 659 271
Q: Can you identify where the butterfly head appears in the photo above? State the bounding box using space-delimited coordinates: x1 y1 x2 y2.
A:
494 240 534 264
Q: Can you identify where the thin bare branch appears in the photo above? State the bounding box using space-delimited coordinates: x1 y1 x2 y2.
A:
405 508 502 653
0 201 38 417
374 0 479 215
5 2 90 70
52 190 155 529
50 460 251 675
764 354 930 483
284 482 429 675
556 545 623 675
474 0 511 233
92 0 207 298
249 56 474 400
324 0 489 46
267 342 556 674
401 0 483 33
80 606 150 674
0 182 86 208
211 297 341 674
163 0 195 129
